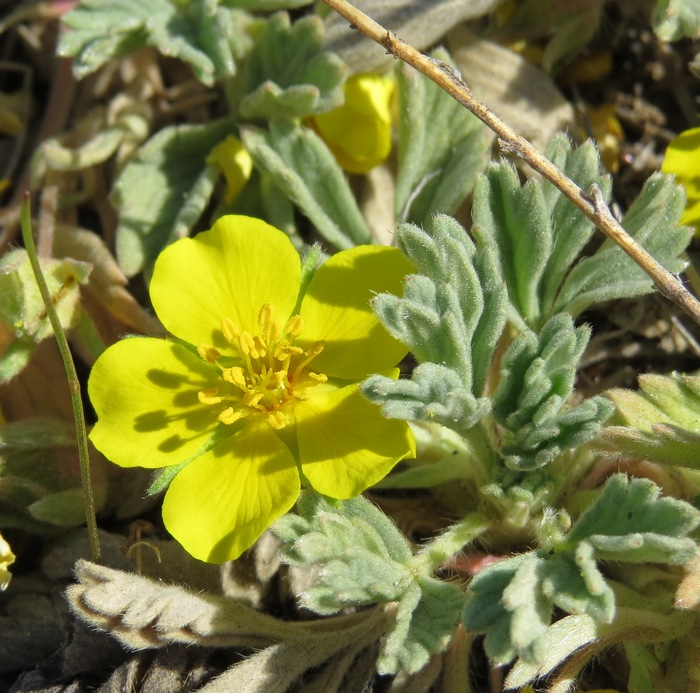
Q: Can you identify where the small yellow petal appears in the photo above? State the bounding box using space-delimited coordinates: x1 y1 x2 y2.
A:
206 134 254 204
311 73 395 174
0 533 15 591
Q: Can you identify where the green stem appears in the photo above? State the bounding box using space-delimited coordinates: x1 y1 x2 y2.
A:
411 512 490 575
20 194 101 562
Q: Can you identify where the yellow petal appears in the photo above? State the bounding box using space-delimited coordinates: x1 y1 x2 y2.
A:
206 135 254 204
89 338 220 469
0 532 15 591
162 421 300 562
150 216 301 352
296 383 415 498
662 127 700 228
312 73 394 174
298 244 412 379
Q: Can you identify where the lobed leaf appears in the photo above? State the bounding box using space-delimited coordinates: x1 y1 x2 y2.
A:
365 215 506 435
275 492 466 675
463 475 700 666
59 0 246 86
492 314 614 470
595 372 700 469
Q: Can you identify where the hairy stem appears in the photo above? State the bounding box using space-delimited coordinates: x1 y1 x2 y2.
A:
20 194 101 562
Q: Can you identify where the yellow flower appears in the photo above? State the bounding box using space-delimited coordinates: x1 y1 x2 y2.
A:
0 533 15 591
311 73 394 174
206 135 254 204
661 127 700 234
88 216 414 562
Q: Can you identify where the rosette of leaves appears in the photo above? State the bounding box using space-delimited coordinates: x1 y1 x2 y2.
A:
463 474 700 674
472 134 693 331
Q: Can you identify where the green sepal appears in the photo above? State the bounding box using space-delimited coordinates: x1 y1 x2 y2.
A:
492 313 614 470
241 121 371 248
112 119 233 277
595 373 700 469
275 492 466 675
59 0 247 86
395 48 489 225
365 215 506 435
240 12 346 121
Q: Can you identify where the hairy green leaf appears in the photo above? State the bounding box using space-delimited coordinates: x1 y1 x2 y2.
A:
553 173 692 315
241 121 371 248
653 0 700 41
59 0 248 85
364 215 507 435
240 13 346 120
595 373 700 469
463 475 700 666
472 136 691 329
275 492 466 675
492 314 614 470
112 119 233 277
395 48 489 226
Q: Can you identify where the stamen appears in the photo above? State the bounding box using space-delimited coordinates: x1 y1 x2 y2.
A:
198 344 221 363
199 388 223 404
219 407 246 425
293 341 325 379
239 332 258 358
223 367 248 390
221 317 240 344
267 411 287 429
285 315 304 339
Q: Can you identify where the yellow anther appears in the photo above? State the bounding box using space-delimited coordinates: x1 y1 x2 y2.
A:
223 366 248 390
219 407 246 425
284 315 304 339
308 372 328 383
267 410 287 429
198 388 223 404
198 344 221 363
221 317 240 344
253 336 267 358
239 332 258 358
244 391 263 408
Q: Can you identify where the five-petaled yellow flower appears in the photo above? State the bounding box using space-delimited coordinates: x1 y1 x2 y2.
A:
89 216 414 562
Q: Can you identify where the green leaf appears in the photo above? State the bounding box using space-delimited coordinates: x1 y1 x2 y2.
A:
224 0 311 7
565 474 700 564
395 48 489 226
275 492 466 675
364 215 507 435
595 373 700 469
492 314 614 470
553 173 692 315
653 0 700 41
241 121 371 248
59 0 245 85
112 119 233 277
240 12 346 120
463 474 700 666
378 576 467 675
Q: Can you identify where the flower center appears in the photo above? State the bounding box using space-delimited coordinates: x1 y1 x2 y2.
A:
197 304 327 430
